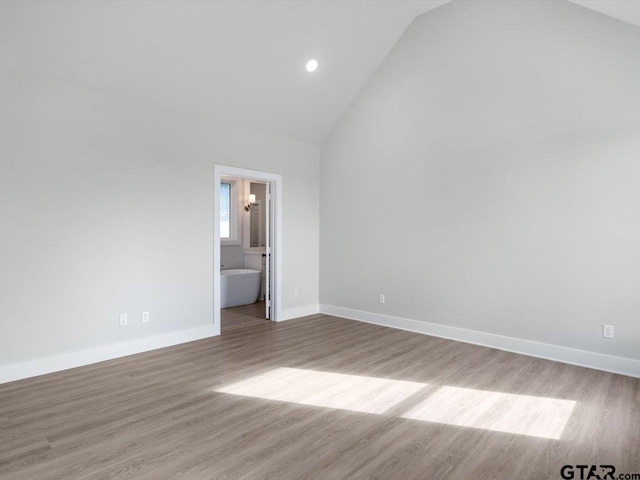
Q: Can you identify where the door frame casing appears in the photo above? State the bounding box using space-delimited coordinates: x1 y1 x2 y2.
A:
213 164 282 335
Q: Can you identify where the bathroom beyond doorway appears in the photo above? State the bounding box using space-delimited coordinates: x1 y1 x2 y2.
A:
213 165 282 335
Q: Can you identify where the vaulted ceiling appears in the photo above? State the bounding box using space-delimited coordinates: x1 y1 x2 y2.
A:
0 0 639 145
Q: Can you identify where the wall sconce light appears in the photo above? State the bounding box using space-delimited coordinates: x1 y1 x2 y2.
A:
245 194 256 211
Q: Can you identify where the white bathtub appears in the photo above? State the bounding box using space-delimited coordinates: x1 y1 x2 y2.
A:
220 269 262 309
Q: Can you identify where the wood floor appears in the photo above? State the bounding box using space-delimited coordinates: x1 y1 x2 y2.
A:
1 315 638 480
221 301 268 332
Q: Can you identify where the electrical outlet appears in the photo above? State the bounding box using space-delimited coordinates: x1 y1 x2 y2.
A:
603 324 614 339
294 289 299 298
119 314 128 326
378 294 385 304
142 311 150 323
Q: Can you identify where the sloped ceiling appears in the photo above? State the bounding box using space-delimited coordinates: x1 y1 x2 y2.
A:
0 1 638 145
568 0 640 29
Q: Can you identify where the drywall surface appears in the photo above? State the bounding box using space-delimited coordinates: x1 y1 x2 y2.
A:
221 246 246 270
0 71 319 365
320 0 640 360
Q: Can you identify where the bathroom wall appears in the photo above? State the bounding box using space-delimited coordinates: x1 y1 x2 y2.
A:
221 245 245 270
221 180 267 270
250 182 267 248
220 175 247 270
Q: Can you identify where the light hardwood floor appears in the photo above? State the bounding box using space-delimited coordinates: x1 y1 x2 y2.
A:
1 315 638 479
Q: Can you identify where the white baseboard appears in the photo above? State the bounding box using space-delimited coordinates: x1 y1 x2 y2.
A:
280 304 320 322
320 304 640 378
0 324 217 385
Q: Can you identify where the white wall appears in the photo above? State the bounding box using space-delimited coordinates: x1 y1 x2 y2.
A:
221 181 267 270
0 70 319 366
250 182 267 248
221 245 245 270
320 0 640 361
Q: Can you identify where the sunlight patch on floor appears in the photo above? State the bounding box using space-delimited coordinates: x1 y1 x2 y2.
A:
214 367 576 439
215 367 425 414
400 385 576 439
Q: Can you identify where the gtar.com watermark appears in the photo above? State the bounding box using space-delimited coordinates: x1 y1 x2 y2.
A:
561 465 640 480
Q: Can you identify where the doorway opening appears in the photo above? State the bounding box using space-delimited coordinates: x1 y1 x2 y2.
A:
213 165 282 335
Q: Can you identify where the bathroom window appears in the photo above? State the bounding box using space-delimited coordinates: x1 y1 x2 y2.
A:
220 182 231 238
220 179 241 245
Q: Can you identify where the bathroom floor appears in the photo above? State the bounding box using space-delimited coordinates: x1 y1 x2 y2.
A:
221 300 269 332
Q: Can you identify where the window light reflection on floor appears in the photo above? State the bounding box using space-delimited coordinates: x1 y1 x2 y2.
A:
214 367 576 439
216 367 425 415
400 385 575 439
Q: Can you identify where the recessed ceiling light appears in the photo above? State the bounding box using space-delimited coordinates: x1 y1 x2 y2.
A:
306 59 318 72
